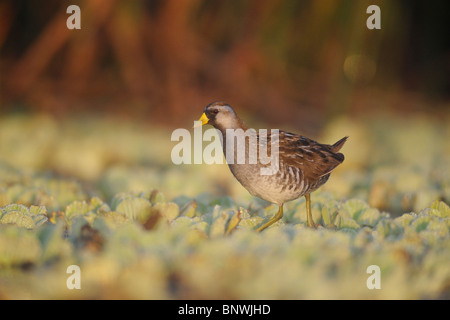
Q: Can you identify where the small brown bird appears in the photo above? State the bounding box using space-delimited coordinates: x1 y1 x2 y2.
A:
195 101 347 231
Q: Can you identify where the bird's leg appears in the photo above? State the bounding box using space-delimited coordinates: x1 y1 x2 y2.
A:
256 204 284 232
305 194 316 228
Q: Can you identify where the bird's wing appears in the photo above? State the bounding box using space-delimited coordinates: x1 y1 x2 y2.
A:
276 131 345 183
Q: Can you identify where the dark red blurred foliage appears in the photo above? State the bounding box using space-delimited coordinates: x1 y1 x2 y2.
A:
1 0 449 128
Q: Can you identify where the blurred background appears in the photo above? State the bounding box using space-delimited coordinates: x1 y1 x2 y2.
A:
1 0 449 125
1 0 450 300
0 0 449 215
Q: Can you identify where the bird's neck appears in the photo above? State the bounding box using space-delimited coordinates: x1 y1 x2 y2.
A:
217 120 257 165
215 117 248 135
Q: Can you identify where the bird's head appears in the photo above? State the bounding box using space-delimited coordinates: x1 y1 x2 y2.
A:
194 101 243 131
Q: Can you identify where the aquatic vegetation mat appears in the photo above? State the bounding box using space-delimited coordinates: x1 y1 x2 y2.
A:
0 114 449 299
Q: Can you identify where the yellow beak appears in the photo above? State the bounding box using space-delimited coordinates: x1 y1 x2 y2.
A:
193 113 209 128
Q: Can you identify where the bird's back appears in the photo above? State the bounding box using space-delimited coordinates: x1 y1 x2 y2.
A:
223 129 347 205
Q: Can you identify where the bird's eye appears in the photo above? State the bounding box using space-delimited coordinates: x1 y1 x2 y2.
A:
212 109 219 114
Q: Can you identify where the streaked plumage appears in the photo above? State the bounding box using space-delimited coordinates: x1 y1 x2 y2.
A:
196 101 347 231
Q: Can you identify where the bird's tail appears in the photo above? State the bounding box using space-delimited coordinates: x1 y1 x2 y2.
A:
330 136 348 153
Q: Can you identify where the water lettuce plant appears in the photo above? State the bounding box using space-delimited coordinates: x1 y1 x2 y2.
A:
0 192 449 299
0 114 449 299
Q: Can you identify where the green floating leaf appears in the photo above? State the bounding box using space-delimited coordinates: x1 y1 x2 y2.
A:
179 200 197 218
191 220 209 233
29 205 47 216
89 197 111 215
0 225 42 267
321 206 341 228
1 211 34 229
0 211 35 229
411 216 431 232
356 208 381 227
425 219 449 237
208 208 230 237
375 220 403 238
29 205 48 227
3 203 30 215
339 218 360 230
394 213 416 227
238 216 265 230
339 199 370 220
97 211 128 227
430 200 450 218
149 190 166 204
169 216 194 229
112 193 152 220
322 206 331 226
65 200 90 220
33 215 48 227
153 202 179 222
225 209 242 236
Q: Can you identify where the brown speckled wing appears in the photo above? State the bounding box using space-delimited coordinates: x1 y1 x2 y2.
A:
277 130 345 185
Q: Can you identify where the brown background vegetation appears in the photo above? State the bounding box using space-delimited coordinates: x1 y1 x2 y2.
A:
1 0 449 130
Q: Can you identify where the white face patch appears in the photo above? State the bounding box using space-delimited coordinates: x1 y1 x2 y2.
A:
215 111 236 128
213 105 239 129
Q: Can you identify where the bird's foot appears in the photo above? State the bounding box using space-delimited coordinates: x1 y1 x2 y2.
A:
307 222 321 229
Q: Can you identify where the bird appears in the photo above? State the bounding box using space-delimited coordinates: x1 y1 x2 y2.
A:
194 101 347 232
